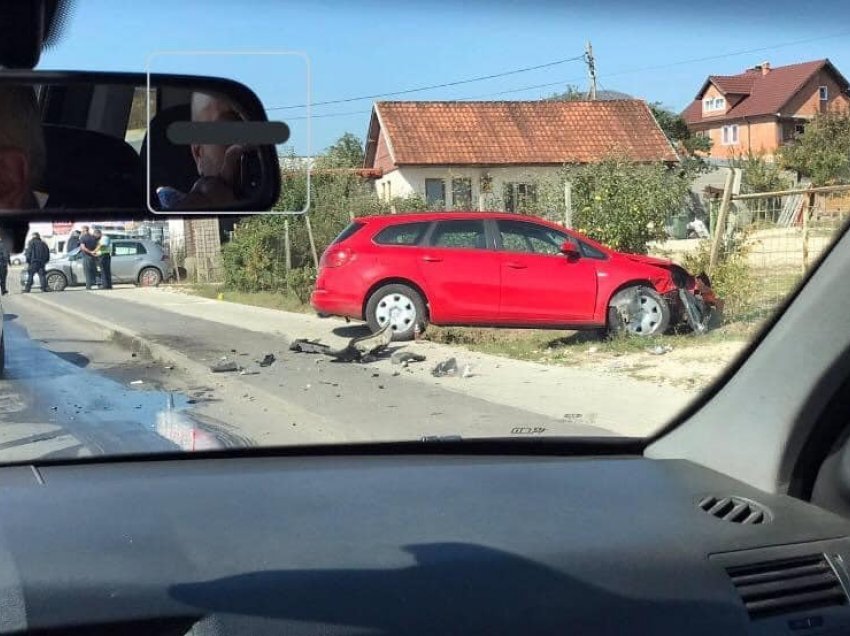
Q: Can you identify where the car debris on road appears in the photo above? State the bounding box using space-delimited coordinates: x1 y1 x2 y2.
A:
391 351 427 366
210 360 239 373
289 325 393 363
258 354 276 367
432 358 459 377
646 344 673 355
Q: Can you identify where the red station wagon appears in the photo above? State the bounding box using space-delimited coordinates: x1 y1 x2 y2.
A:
311 212 720 341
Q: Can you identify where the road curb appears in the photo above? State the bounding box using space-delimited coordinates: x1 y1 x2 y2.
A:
23 293 345 441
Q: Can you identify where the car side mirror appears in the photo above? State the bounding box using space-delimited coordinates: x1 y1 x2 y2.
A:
560 241 580 259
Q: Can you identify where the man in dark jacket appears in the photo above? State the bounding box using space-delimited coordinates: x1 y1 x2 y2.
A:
23 233 50 293
78 226 98 290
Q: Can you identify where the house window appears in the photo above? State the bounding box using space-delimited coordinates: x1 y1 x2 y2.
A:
424 179 446 208
503 183 538 213
451 177 472 209
795 123 806 136
819 85 829 101
703 97 726 113
722 124 739 146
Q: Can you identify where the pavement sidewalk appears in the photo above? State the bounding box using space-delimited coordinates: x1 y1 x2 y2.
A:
26 286 697 437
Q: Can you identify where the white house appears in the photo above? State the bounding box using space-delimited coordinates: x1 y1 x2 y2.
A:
363 100 678 210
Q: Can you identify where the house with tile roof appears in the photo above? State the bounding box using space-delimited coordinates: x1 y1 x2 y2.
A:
363 100 677 211
682 59 850 161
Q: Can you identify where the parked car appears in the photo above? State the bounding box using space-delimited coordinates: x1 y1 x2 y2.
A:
19 238 172 291
311 212 721 340
10 252 25 266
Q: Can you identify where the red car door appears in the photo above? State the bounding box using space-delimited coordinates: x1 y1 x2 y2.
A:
496 219 599 324
416 219 501 323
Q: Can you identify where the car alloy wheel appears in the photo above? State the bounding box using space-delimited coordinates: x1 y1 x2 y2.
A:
609 285 670 336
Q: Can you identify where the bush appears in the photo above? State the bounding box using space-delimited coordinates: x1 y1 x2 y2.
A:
568 157 692 254
285 267 316 304
683 232 758 321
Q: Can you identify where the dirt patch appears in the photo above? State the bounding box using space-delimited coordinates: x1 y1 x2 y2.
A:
426 323 755 392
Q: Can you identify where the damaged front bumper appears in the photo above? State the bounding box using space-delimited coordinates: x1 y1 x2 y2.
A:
665 273 724 334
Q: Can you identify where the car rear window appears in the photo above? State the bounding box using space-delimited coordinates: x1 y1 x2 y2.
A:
331 221 365 245
113 242 146 256
374 222 429 246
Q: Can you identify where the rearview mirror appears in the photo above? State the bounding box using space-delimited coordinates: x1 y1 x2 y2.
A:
0 71 286 217
560 241 580 259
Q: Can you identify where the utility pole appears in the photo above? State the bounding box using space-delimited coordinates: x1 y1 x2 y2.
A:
585 41 597 100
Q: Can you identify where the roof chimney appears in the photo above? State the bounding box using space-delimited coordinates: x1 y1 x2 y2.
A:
760 61 771 76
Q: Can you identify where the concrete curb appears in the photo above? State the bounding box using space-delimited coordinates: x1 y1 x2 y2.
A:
24 293 345 441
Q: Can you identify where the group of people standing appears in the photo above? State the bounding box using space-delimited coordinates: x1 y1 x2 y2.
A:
0 226 113 294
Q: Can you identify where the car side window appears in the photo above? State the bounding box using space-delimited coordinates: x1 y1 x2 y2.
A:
429 220 488 249
113 242 146 256
374 222 429 246
497 220 572 256
579 240 606 260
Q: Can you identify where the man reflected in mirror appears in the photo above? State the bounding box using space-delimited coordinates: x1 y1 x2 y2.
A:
158 91 248 210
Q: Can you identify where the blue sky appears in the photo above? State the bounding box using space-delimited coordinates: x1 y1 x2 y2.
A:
41 0 850 156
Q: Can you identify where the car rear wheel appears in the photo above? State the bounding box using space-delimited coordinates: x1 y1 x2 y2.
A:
607 285 670 337
46 272 67 292
138 267 162 287
366 284 427 342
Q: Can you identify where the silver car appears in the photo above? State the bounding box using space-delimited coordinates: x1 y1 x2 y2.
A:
20 238 173 291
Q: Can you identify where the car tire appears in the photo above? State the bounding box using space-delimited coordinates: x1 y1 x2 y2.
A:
607 285 671 337
11 258 20 266
138 267 162 287
365 284 427 342
46 272 67 292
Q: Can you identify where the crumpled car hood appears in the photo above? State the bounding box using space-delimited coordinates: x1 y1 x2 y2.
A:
619 253 673 269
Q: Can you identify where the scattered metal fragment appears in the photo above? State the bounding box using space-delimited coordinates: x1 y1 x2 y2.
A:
432 357 459 377
210 361 239 373
258 354 276 367
391 350 427 365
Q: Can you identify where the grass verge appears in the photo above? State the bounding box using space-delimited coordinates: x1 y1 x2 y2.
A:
188 284 311 314
426 321 758 365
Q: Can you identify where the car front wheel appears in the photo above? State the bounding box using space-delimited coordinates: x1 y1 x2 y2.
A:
607 285 671 337
365 284 427 342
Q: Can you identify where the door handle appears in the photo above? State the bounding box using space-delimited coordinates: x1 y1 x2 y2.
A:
421 255 443 263
505 262 527 269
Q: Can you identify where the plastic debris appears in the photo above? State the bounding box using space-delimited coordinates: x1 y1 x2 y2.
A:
210 361 239 373
461 364 474 378
258 353 276 367
130 380 144 385
391 350 427 365
432 357 459 377
646 344 673 355
289 339 330 354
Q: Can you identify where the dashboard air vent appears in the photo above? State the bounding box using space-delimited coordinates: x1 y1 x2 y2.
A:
698 495 769 524
727 554 848 619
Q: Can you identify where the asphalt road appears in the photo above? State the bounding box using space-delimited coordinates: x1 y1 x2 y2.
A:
0 283 615 463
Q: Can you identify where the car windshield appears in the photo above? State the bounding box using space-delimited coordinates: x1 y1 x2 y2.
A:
0 0 848 462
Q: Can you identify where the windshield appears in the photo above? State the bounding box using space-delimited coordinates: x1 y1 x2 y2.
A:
0 0 848 462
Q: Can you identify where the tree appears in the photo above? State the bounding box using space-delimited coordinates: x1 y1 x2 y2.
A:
567 156 692 254
316 132 365 169
548 84 588 101
780 113 850 186
649 102 711 158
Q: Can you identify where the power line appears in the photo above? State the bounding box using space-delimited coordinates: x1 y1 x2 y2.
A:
275 29 850 121
266 54 586 111
598 29 850 80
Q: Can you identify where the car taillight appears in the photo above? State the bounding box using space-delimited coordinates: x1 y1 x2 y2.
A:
320 247 352 268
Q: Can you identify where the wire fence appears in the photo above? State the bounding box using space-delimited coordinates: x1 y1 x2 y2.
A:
732 190 848 312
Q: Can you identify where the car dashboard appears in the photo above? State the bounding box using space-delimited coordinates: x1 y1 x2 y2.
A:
1 452 849 635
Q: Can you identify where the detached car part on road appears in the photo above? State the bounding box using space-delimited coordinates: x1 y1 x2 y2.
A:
20 238 172 291
311 212 722 341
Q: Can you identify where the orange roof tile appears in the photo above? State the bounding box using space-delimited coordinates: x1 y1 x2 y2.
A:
683 59 849 125
365 100 677 167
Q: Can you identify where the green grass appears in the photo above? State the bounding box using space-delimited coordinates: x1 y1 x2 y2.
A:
188 284 311 314
425 322 756 365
